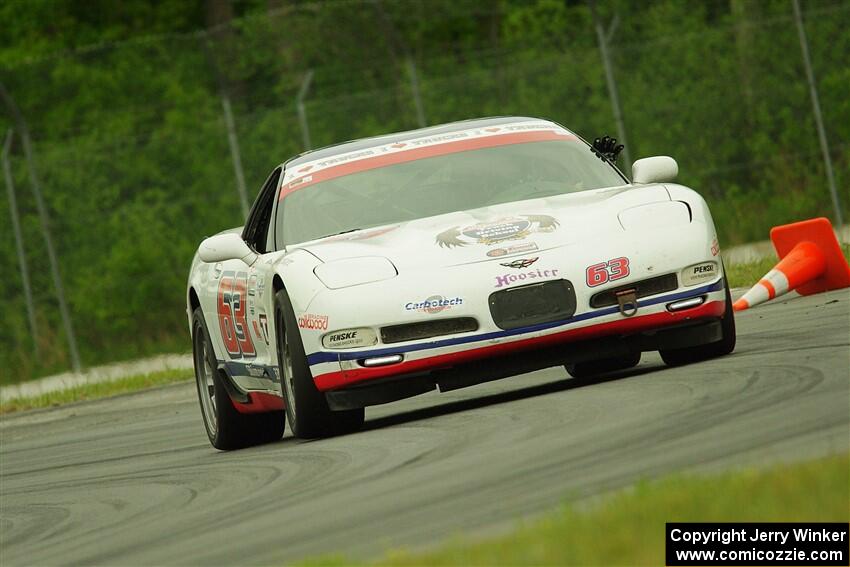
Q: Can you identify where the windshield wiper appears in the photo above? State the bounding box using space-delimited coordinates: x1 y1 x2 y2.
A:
318 228 364 240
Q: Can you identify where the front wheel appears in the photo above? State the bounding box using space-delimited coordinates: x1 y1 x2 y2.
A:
192 308 285 450
275 289 364 438
659 277 736 366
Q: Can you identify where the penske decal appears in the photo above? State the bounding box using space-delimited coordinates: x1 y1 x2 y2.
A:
682 261 717 286
322 328 378 349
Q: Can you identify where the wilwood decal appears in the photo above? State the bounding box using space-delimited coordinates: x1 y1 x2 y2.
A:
298 313 329 330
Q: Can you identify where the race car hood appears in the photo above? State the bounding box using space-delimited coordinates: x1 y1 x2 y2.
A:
295 184 671 270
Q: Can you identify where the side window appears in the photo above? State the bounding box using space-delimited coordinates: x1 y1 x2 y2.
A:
242 167 282 254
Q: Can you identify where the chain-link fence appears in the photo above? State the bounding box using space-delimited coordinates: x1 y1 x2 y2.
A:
1 0 848 382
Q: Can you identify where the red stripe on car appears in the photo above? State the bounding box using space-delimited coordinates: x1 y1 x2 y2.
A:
279 130 578 200
230 391 285 414
313 300 725 391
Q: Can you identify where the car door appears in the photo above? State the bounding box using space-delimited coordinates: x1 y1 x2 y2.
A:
237 167 285 379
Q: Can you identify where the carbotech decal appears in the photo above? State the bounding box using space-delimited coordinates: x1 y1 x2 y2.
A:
298 313 329 330
436 215 559 248
710 237 720 256
494 268 560 288
405 295 464 314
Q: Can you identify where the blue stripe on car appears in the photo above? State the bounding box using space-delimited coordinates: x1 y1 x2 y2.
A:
305 279 724 366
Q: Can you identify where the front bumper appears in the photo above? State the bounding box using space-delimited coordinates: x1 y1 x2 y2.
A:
310 278 725 392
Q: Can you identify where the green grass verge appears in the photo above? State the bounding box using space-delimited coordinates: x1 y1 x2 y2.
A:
725 244 850 289
0 369 193 414
303 454 849 566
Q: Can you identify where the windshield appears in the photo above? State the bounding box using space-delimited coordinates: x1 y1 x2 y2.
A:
277 137 625 246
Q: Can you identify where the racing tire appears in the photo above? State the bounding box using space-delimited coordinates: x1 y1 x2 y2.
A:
274 289 364 439
659 276 736 367
192 308 286 450
565 351 641 379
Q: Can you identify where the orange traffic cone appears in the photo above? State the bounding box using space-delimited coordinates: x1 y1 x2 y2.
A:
733 217 850 311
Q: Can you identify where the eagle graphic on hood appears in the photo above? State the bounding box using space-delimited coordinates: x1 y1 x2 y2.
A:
435 214 559 248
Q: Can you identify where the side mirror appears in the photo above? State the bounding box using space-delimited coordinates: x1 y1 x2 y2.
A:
632 156 678 184
198 233 257 264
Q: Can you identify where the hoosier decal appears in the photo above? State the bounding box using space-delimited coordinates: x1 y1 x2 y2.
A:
494 267 560 288
436 215 559 248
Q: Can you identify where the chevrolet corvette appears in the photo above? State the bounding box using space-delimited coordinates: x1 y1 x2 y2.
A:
187 116 735 449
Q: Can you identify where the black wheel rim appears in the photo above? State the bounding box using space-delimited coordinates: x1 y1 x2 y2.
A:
277 309 297 423
194 325 217 436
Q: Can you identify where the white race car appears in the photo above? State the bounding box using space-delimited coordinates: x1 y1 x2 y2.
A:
187 116 735 449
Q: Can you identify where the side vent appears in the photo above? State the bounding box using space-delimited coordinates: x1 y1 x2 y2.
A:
381 318 479 344
589 273 678 308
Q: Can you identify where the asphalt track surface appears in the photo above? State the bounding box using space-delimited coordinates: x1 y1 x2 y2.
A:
1 289 848 566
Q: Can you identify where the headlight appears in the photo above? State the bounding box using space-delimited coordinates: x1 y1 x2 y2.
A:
618 201 691 230
313 256 397 289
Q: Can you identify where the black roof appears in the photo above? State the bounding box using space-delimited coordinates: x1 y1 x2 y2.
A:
285 116 550 167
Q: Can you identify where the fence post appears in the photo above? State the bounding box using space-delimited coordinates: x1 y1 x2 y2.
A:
792 0 843 226
0 82 82 373
297 70 314 151
200 35 251 221
2 129 39 355
590 1 631 176
220 94 250 220
406 58 427 128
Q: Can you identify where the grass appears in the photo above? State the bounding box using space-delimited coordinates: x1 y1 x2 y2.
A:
724 244 850 289
725 255 785 288
0 369 193 414
303 454 850 566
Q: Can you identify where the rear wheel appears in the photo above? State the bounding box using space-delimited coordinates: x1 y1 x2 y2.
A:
565 351 641 379
659 277 736 366
192 308 285 450
275 289 364 438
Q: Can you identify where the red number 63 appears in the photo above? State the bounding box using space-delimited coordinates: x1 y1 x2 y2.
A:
217 271 256 358
586 257 630 287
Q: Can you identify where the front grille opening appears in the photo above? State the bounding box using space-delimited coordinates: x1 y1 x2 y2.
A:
489 279 577 330
380 317 479 344
589 273 678 308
